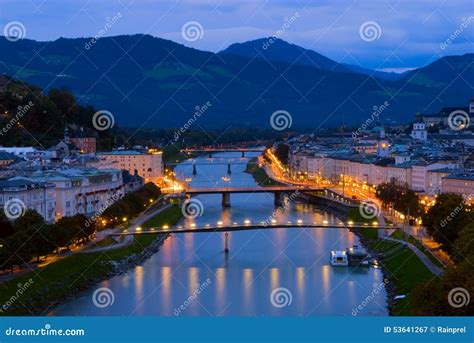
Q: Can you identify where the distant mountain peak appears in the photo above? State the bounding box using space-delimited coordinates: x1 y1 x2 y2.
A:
220 37 348 72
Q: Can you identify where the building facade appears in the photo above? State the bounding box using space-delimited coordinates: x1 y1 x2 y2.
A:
12 168 124 220
0 179 56 222
99 150 164 184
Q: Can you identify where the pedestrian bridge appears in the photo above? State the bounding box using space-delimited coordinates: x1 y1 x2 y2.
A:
114 219 397 236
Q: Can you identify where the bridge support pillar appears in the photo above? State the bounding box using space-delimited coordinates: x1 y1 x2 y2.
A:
209 152 213 158
274 191 284 207
222 193 231 207
192 164 197 175
224 232 229 253
241 151 245 157
227 163 231 175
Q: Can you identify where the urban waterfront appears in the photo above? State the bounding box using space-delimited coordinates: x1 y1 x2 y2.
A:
51 153 387 316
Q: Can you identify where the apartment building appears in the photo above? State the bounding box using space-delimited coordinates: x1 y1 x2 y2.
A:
12 168 124 220
0 179 56 222
99 150 164 184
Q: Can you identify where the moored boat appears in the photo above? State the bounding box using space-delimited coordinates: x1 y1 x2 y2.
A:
330 250 349 266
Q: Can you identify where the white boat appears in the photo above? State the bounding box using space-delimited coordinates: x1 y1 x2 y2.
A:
330 250 349 266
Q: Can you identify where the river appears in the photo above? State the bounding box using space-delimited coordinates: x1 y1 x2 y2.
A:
51 152 387 316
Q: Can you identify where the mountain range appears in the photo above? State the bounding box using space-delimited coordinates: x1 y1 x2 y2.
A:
0 34 472 129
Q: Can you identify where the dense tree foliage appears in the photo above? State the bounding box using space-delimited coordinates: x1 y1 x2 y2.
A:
412 195 474 315
101 183 161 228
423 193 470 254
376 179 422 218
0 210 97 271
0 76 114 149
274 143 290 164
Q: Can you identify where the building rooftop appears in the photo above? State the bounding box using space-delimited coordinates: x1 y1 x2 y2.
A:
0 178 54 191
99 150 145 156
445 170 474 181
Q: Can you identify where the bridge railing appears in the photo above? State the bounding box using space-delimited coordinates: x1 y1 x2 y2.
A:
120 219 396 235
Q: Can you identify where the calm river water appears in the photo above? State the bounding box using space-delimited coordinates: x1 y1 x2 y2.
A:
51 152 387 316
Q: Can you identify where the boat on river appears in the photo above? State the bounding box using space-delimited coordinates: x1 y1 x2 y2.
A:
330 250 349 266
346 245 370 266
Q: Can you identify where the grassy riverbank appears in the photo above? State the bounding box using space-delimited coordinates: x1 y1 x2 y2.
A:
142 205 183 228
245 158 283 186
347 209 436 315
0 206 182 316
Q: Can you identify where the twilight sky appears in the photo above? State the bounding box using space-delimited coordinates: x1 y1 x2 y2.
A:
1 0 472 70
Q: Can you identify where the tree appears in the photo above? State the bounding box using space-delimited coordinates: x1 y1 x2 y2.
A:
376 179 403 206
376 180 421 218
274 143 289 164
452 224 474 263
13 210 44 233
412 257 474 315
395 189 422 218
0 211 15 238
423 193 470 253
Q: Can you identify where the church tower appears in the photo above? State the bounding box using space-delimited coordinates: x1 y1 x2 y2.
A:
377 126 389 157
410 113 427 141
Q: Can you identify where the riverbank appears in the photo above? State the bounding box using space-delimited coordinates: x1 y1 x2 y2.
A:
346 209 436 316
0 206 183 316
245 158 283 186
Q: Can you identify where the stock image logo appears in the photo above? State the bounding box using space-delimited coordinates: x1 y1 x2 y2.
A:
359 199 381 220
181 21 204 42
92 287 115 308
181 198 204 219
447 287 470 308
447 110 470 131
359 21 382 42
270 110 292 131
3 21 26 42
92 110 115 131
3 199 26 220
270 287 293 308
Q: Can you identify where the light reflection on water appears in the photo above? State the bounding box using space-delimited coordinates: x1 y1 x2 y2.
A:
51 152 387 316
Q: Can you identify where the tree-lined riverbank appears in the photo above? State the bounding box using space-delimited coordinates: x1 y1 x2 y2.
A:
0 206 182 316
